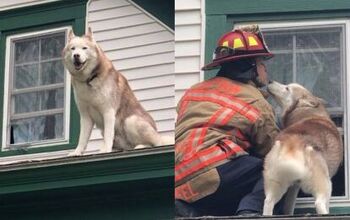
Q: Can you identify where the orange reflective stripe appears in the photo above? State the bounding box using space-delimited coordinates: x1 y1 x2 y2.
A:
220 108 237 125
184 91 259 122
175 144 219 172
178 100 189 120
175 141 244 182
175 143 243 182
192 78 241 94
181 130 197 161
175 182 199 200
177 108 235 165
197 107 228 146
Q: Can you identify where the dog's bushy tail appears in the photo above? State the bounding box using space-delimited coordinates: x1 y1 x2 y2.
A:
272 141 307 183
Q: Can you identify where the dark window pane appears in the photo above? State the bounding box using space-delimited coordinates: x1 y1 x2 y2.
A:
14 39 39 64
296 28 342 49
265 53 293 84
11 114 64 144
265 33 293 50
14 64 39 89
41 33 65 60
296 51 342 108
13 92 40 114
41 60 64 85
40 88 64 110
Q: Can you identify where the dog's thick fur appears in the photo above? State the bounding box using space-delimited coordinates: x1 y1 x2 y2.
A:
62 28 173 156
263 81 343 215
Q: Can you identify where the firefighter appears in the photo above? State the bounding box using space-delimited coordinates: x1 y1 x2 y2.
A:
175 25 280 217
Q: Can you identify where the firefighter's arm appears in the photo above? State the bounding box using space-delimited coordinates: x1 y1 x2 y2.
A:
249 104 280 157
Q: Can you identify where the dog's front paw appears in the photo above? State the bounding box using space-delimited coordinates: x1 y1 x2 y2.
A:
68 150 83 157
134 144 150 150
99 148 113 154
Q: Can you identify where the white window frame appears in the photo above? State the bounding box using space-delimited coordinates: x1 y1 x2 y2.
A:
2 26 72 151
236 19 350 208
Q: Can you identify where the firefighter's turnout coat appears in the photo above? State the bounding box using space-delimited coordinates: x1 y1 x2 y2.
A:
175 76 279 203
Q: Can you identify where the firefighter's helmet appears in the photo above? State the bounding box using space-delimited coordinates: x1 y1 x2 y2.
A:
202 25 273 70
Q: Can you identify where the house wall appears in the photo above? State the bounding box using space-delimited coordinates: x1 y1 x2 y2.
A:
175 0 204 104
0 0 175 163
0 0 58 11
87 0 175 149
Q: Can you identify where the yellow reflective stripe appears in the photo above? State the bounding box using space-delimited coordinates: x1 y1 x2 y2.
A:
187 92 259 121
215 108 233 124
222 41 229 47
248 36 258 46
191 128 204 149
233 38 244 48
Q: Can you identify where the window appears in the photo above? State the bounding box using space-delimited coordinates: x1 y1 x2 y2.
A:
2 27 71 150
256 20 348 205
263 24 344 126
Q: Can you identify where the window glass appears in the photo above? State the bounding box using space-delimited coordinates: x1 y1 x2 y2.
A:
9 31 66 147
264 27 343 110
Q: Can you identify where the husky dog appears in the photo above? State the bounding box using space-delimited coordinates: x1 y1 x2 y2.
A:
263 81 343 215
62 28 173 156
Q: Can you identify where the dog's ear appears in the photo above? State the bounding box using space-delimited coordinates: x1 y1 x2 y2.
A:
316 97 327 106
68 29 75 41
85 27 93 40
298 97 319 108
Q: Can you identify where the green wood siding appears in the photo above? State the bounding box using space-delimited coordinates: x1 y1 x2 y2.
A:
0 147 174 219
0 0 88 156
132 0 174 30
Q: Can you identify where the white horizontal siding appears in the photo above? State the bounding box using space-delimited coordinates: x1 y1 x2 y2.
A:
98 31 173 51
176 24 201 41
90 14 154 32
122 63 174 80
93 23 164 41
89 5 141 21
89 0 130 12
0 0 58 11
108 41 173 60
176 10 201 25
175 40 201 57
175 0 201 11
175 0 204 108
87 0 175 148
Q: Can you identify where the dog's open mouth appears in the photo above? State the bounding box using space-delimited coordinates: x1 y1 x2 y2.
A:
74 60 86 70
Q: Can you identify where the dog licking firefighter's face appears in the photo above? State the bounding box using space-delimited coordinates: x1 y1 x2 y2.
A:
267 81 324 114
63 28 99 80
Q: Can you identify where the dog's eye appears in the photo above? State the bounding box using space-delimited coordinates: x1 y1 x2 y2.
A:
286 87 289 91
82 47 88 50
71 47 75 50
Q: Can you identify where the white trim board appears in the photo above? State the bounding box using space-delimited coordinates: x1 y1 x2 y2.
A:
199 0 205 82
0 0 60 12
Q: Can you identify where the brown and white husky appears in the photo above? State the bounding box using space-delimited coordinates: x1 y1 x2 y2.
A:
62 28 173 156
263 81 343 215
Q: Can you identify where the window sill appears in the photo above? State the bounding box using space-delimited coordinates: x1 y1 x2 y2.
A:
0 146 174 195
176 214 350 219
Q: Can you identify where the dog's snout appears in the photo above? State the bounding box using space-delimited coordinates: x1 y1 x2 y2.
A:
268 80 273 84
73 54 80 59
